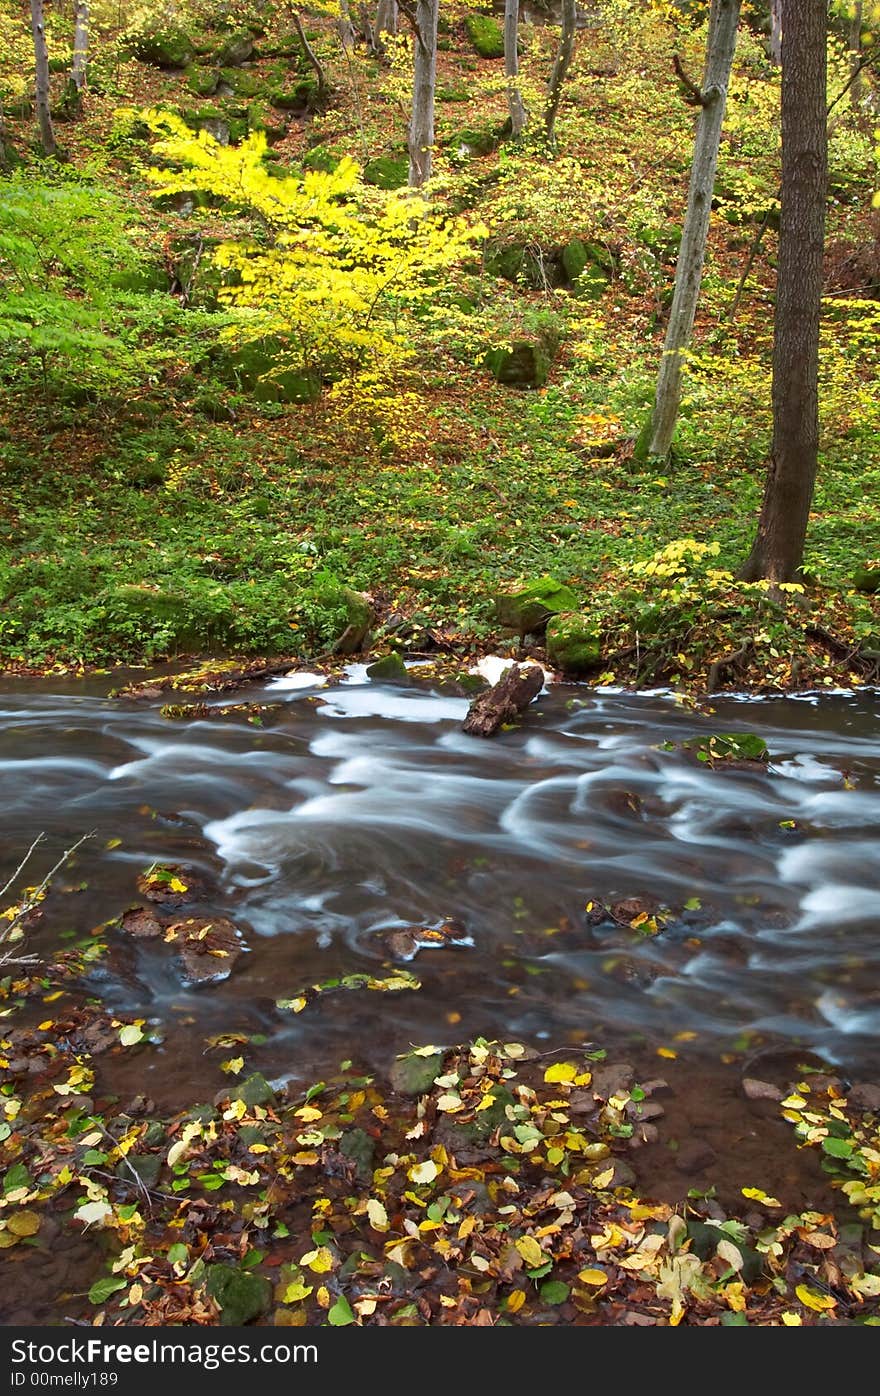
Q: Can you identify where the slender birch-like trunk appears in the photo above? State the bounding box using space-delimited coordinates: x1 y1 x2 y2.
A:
769 0 782 65
739 0 827 582
643 0 741 460
376 0 398 43
30 0 58 156
70 0 89 93
544 0 575 147
848 0 863 107
505 0 527 139
407 0 438 187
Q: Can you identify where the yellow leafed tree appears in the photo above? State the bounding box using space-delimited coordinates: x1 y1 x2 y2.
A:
143 110 486 386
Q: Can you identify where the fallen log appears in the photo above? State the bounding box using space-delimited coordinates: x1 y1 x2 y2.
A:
462 662 544 737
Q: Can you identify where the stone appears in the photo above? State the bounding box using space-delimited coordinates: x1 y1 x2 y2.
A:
235 1073 275 1107
446 125 498 157
119 1152 162 1188
848 1082 880 1112
590 1063 635 1099
215 341 322 403
164 915 245 986
494 576 578 636
131 29 195 69
363 155 409 189
269 78 321 111
674 1138 717 1174
484 341 553 388
187 67 221 96
205 1264 271 1325
853 568 880 593
247 102 287 144
389 1050 444 1096
366 651 409 682
119 907 165 939
546 611 602 675
742 1077 783 1102
219 65 263 97
464 12 505 57
214 31 255 66
339 1127 375 1182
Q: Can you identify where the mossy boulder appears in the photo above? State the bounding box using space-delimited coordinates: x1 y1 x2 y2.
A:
215 340 322 403
183 108 231 144
494 577 578 635
269 77 321 111
465 12 505 58
205 1264 271 1326
187 66 221 96
219 65 264 97
366 652 409 683
446 125 499 157
302 144 341 173
546 612 602 675
485 243 561 290
131 29 195 69
363 155 409 189
235 1072 275 1107
853 567 880 593
214 30 255 66
560 238 611 298
484 340 553 388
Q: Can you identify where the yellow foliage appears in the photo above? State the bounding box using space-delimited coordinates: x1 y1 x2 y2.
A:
142 111 486 386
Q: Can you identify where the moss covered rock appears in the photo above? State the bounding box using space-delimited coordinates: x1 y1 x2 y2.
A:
389 1050 444 1096
247 102 287 144
219 65 264 97
215 340 322 402
484 340 553 388
853 567 880 593
363 155 409 189
494 577 578 635
102 584 235 654
187 66 221 96
302 144 341 173
214 30 255 66
546 612 602 675
269 78 321 111
205 1264 271 1326
446 125 499 157
366 652 409 682
465 12 505 58
131 29 195 69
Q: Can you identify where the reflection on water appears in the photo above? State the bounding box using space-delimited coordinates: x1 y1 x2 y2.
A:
0 673 878 1095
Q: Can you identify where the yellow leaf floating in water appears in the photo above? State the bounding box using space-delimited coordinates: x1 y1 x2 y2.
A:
301 1246 334 1274
543 1062 578 1084
742 1187 781 1207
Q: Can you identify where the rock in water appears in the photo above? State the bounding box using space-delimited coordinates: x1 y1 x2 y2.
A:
462 662 544 737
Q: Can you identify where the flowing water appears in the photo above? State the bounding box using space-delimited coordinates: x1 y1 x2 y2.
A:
2 668 878 1083
1 668 878 1321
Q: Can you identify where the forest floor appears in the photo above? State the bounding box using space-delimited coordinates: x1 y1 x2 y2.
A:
1 2 879 694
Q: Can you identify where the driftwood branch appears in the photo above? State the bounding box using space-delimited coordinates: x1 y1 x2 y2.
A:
462 663 544 737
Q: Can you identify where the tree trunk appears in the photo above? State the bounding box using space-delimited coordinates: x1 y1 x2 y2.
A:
768 0 782 65
376 0 398 43
407 0 438 187
0 100 12 169
70 0 89 93
291 8 328 95
30 0 58 156
505 0 527 139
544 0 575 147
739 0 827 583
338 0 356 54
848 0 863 108
643 0 741 460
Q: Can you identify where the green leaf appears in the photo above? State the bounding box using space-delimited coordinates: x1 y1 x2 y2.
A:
88 1276 127 1306
327 1294 356 1326
821 1136 854 1159
539 1280 570 1305
3 1163 32 1196
167 1243 188 1265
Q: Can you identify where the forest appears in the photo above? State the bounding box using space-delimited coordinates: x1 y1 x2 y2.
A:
0 0 879 1334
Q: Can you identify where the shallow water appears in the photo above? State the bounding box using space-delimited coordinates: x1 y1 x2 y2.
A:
1 670 878 1102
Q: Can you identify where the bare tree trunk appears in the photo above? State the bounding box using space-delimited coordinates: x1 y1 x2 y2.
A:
0 99 11 168
769 0 782 65
70 0 89 93
376 0 398 42
291 9 328 95
739 0 827 583
642 0 741 461
338 0 356 53
848 0 863 107
30 0 58 156
544 0 575 147
505 0 527 139
407 0 438 187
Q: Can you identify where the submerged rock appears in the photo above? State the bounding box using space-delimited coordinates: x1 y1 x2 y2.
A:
205 1264 271 1325
366 652 409 683
164 916 246 986
374 917 472 961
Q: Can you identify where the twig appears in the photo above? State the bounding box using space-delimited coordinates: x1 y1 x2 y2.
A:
672 52 707 108
0 833 45 900
0 831 95 946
